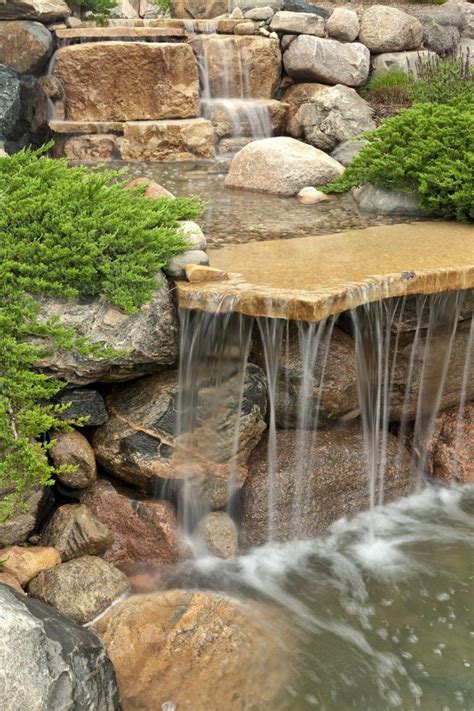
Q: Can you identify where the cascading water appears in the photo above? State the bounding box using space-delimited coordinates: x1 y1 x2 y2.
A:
164 288 472 710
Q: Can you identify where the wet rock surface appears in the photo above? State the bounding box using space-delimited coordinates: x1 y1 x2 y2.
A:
41 504 113 561
425 403 474 485
0 65 21 140
0 584 120 711
352 184 426 217
28 555 131 624
240 426 416 549
94 590 292 711
197 510 239 558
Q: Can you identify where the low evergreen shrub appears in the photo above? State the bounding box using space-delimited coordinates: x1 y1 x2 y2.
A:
0 145 200 523
322 103 474 222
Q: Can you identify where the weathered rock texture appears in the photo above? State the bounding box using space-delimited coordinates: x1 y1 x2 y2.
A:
359 5 424 53
34 281 179 385
425 404 473 484
0 585 120 710
170 0 227 19
53 42 200 122
28 555 130 624
0 546 60 586
190 35 281 99
93 365 267 508
205 98 287 139
326 7 360 43
0 21 53 75
331 139 368 167
0 0 70 21
281 81 328 138
0 64 21 139
270 10 325 36
80 479 185 572
53 388 108 426
50 430 97 489
52 134 120 162
371 50 438 77
42 504 113 561
352 184 426 217
0 486 48 546
240 426 416 549
197 511 239 558
294 84 375 153
283 36 370 87
94 590 292 711
120 119 215 161
224 136 344 196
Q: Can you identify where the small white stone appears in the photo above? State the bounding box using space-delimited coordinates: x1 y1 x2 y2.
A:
259 27 271 36
269 31 278 39
179 220 207 251
297 187 330 204
231 7 244 19
164 250 209 279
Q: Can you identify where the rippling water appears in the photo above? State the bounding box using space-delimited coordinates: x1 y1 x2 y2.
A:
187 486 473 711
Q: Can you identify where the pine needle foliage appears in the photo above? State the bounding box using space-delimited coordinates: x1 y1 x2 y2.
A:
0 145 200 523
322 104 474 222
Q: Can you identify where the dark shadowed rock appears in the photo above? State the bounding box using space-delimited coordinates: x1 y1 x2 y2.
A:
0 65 21 139
53 388 108 426
50 430 97 489
94 590 293 711
34 280 179 385
41 504 113 561
0 486 49 546
80 479 186 573
240 426 416 549
28 555 130 623
0 584 119 710
93 364 267 508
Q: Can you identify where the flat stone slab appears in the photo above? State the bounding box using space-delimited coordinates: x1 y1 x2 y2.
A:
54 27 188 41
177 222 474 321
50 120 125 134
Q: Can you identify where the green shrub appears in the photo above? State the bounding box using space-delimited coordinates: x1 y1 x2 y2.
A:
322 103 474 222
360 69 411 106
410 51 474 109
0 145 201 523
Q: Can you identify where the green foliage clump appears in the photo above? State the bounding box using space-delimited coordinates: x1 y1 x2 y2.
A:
0 145 201 523
74 0 117 16
360 69 411 106
151 0 171 13
322 103 474 222
409 52 474 109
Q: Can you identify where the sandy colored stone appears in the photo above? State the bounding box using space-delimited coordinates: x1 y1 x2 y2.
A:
185 264 228 282
234 20 257 35
0 0 70 21
0 546 60 586
52 135 119 162
41 504 113 562
126 177 174 199
49 120 124 134
426 403 474 484
170 0 227 19
177 223 474 322
270 10 325 36
240 426 416 549
190 35 281 99
197 511 238 558
94 590 293 711
203 98 287 139
54 26 187 40
0 20 52 74
224 136 344 197
359 5 423 53
120 119 215 161
80 480 186 573
164 249 209 278
28 556 130 624
326 7 360 42
0 572 25 595
50 430 97 489
53 42 199 122
281 81 328 138
283 35 370 87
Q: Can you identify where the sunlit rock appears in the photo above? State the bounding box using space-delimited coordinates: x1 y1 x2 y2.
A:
283 35 370 87
359 5 423 53
326 7 360 42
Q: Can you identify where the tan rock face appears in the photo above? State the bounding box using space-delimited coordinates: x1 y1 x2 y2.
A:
196 511 238 558
120 119 215 161
52 134 119 162
170 0 227 19
281 82 329 138
0 0 70 21
0 546 61 586
80 480 186 573
0 21 53 74
359 5 424 53
28 555 131 624
190 35 281 99
203 98 287 139
53 42 200 122
0 572 25 595
240 426 416 549
50 430 97 489
426 404 473 484
94 590 293 711
41 504 113 562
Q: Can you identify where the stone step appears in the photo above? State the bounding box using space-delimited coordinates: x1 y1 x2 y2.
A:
54 26 188 43
49 120 125 134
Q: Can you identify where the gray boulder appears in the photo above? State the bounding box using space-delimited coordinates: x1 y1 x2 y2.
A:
331 139 368 167
34 280 179 385
294 84 375 153
326 7 360 43
0 65 21 140
359 5 423 53
352 184 426 217
0 584 120 710
422 20 460 56
164 249 209 279
231 0 283 12
270 10 325 36
283 35 370 87
371 50 439 77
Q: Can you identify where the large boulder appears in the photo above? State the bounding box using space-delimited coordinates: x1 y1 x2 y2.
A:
425 404 473 485
34 281 179 386
283 35 370 87
269 10 325 36
50 429 97 489
53 42 200 122
240 426 416 549
0 585 120 710
94 590 292 711
28 555 131 624
371 50 439 78
422 20 460 56
331 138 368 167
93 365 267 508
0 0 70 21
281 81 328 137
190 35 281 99
293 84 375 153
359 5 423 53
326 7 360 43
80 479 186 573
41 504 113 562
0 21 53 75
203 98 287 139
120 118 215 161
224 136 344 196
253 326 359 428
0 64 21 140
